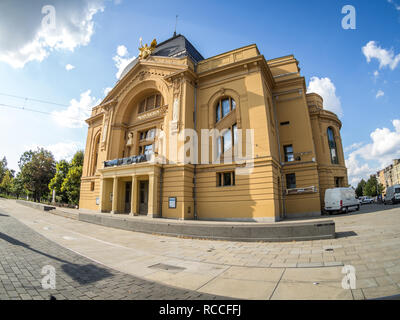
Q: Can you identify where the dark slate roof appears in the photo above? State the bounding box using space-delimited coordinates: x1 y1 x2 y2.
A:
152 34 204 63
118 34 204 81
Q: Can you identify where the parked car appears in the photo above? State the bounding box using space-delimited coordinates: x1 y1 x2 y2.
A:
384 184 400 205
324 188 360 214
359 196 374 204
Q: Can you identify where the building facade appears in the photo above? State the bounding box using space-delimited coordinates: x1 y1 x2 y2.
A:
378 159 400 195
79 35 348 222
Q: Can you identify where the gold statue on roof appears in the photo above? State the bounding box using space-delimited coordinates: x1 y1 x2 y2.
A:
138 37 157 60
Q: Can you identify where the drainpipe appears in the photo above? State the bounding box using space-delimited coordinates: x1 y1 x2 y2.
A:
272 95 287 220
159 165 163 218
193 80 198 220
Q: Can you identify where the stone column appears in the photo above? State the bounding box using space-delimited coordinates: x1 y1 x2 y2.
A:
99 177 107 213
130 175 138 216
111 176 118 214
148 173 158 218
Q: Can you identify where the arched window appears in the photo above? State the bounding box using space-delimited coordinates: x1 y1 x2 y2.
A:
327 127 339 164
216 97 236 123
138 93 163 114
92 134 100 175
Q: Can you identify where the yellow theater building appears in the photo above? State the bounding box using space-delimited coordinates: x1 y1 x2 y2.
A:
79 34 348 222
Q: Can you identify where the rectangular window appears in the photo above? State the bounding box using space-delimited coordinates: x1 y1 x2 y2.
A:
139 100 145 113
221 98 230 118
155 94 161 108
223 129 232 152
217 171 235 187
90 181 95 191
144 144 153 156
284 145 294 162
217 136 222 158
216 102 221 122
231 98 236 110
146 95 155 110
280 121 290 126
233 123 238 146
286 173 296 189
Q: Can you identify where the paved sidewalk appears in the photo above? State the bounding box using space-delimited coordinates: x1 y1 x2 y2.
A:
0 210 227 300
1 198 400 299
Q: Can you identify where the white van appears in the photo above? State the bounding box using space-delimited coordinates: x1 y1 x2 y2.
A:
384 184 400 205
324 188 360 214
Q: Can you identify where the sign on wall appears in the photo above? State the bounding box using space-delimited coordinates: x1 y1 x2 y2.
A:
168 197 177 209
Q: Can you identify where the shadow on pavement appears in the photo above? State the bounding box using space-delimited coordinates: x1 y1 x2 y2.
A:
0 231 113 285
61 263 113 285
335 231 358 238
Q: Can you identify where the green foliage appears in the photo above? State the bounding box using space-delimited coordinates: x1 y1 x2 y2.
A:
0 170 13 195
363 175 384 197
11 173 26 199
0 156 8 182
355 179 366 198
19 148 56 202
48 160 70 202
1 149 84 205
61 151 84 205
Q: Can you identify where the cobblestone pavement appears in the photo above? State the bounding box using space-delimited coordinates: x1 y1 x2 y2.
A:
2 198 400 299
0 212 225 300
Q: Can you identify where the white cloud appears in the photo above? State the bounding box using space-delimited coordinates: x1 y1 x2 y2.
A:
116 45 128 57
0 0 106 68
51 90 99 128
346 152 375 186
344 142 364 153
362 41 400 70
65 63 75 71
25 141 83 162
388 0 400 10
103 87 112 96
307 77 343 117
113 45 135 79
345 120 400 185
376 90 385 98
373 70 379 78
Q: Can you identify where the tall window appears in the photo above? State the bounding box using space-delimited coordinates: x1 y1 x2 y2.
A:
217 123 237 157
138 93 163 114
216 97 236 123
92 134 100 175
284 145 294 162
286 173 296 189
327 127 339 164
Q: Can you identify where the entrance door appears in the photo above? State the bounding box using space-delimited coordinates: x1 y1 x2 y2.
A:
124 182 132 213
139 181 149 215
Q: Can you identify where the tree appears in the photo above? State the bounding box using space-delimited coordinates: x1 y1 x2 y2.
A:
48 160 70 203
0 156 8 183
11 173 26 199
61 151 84 205
355 179 366 198
19 148 56 202
0 170 13 195
364 175 384 197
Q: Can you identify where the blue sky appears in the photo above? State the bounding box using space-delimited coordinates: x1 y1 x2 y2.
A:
0 0 399 186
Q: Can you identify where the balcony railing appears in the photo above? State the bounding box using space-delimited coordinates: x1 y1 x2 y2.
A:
104 153 151 168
